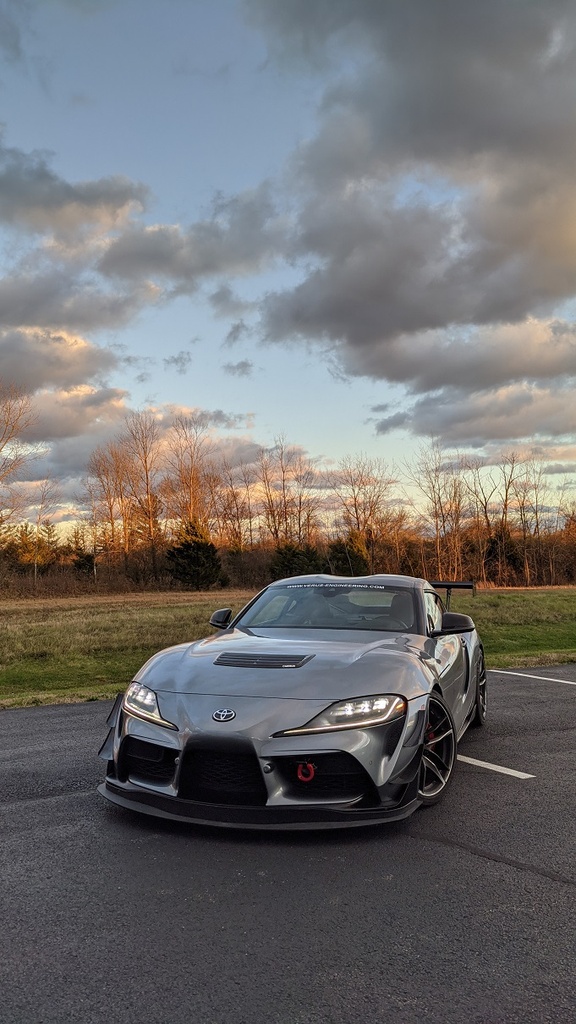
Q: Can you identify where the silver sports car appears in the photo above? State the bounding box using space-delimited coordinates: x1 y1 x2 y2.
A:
98 574 486 829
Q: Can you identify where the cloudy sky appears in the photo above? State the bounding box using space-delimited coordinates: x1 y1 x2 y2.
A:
2 0 576 501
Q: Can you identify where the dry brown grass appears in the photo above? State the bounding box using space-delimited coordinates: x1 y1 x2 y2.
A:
2 585 576 707
0 589 253 706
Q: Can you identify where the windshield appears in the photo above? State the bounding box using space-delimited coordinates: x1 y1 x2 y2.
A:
237 583 416 632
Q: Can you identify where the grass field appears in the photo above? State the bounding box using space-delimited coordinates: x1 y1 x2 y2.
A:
1 586 576 708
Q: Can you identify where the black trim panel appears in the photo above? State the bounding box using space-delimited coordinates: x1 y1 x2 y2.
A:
99 779 421 830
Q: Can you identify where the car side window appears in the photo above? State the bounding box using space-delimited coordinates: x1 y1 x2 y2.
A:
424 591 444 633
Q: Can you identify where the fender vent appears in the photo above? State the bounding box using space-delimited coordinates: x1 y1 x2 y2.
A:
214 652 314 669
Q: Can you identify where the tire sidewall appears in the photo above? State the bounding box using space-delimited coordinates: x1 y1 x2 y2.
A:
418 692 457 807
472 651 487 727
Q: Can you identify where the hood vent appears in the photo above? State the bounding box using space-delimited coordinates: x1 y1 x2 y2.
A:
214 652 314 669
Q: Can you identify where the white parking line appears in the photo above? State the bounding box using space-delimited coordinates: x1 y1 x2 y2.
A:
490 669 576 687
457 755 535 779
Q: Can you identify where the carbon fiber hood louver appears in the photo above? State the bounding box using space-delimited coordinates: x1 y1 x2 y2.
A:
214 652 315 669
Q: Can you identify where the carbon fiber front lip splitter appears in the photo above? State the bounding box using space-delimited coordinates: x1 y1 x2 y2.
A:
98 779 420 830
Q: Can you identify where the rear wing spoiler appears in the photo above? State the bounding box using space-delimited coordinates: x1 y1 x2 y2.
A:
430 580 476 609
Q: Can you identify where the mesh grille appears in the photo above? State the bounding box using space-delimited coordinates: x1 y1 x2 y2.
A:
178 748 268 806
121 737 177 783
274 752 377 803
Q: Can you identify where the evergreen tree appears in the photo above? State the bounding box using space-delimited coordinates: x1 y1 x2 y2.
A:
15 521 60 577
269 543 324 580
165 520 222 590
326 532 370 576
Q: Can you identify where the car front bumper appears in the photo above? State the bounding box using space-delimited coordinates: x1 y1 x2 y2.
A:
98 691 428 829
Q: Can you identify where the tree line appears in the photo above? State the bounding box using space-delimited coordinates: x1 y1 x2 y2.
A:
1 389 576 595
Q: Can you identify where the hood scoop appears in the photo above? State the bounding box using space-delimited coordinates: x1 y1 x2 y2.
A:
214 652 314 670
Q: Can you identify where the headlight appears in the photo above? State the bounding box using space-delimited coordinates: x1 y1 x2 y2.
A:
122 682 177 730
278 694 407 736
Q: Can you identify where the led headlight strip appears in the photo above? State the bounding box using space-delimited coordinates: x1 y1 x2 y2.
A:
122 682 177 730
279 694 407 735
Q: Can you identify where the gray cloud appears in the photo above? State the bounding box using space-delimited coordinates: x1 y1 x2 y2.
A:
0 266 159 332
376 383 576 446
245 1 576 448
543 463 576 476
22 385 129 442
0 3 26 64
261 193 464 345
222 359 254 378
261 176 576 357
373 411 409 434
159 404 254 433
224 320 249 346
210 435 261 468
0 139 159 421
163 351 192 375
0 135 155 450
21 433 117 486
353 321 576 394
0 124 267 486
0 136 148 236
209 284 254 318
192 408 253 431
0 327 117 393
247 0 576 162
98 184 285 292
4 0 576 471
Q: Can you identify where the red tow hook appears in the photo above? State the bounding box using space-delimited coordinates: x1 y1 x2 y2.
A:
297 762 316 782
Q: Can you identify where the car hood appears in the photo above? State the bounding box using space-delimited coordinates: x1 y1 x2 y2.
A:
134 627 433 702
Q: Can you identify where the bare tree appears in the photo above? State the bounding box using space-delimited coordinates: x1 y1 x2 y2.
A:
462 457 499 584
76 478 100 583
161 415 215 531
86 444 120 555
213 458 256 550
404 443 466 579
512 459 557 585
238 459 257 548
373 504 417 575
28 478 62 589
85 440 136 575
118 411 165 579
0 382 36 527
256 439 321 546
331 455 393 536
491 452 523 585
291 452 323 546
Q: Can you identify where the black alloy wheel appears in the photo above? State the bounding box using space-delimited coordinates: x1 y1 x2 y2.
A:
470 653 487 727
418 693 457 806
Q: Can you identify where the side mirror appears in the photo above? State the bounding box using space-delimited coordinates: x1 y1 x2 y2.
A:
209 607 233 629
431 611 475 637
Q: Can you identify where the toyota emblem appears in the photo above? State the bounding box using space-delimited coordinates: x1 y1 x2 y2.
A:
212 708 236 722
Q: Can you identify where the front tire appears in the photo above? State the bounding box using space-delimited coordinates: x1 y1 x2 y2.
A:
418 693 457 806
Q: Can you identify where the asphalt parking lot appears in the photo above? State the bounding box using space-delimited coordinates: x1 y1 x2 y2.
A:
1 667 575 1024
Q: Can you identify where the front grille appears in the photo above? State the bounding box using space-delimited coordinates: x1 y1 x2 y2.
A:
274 752 378 804
120 737 177 784
214 652 313 669
178 748 268 806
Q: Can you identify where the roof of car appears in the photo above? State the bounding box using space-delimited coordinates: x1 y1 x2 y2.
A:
272 573 429 590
